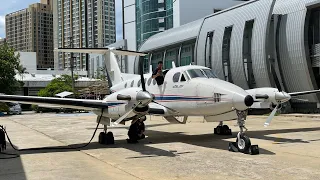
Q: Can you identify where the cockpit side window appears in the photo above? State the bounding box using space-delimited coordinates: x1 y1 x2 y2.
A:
180 74 186 82
173 72 180 83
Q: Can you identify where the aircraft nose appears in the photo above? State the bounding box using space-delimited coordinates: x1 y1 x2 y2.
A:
244 95 254 106
232 93 254 111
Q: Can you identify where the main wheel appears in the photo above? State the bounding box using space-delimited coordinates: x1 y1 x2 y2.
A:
98 132 115 145
106 132 115 144
236 134 251 153
98 132 105 144
216 126 222 135
222 125 232 135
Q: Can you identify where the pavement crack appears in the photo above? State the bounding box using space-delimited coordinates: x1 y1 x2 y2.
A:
79 151 145 180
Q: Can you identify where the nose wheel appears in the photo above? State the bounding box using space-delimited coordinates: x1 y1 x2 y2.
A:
228 110 259 155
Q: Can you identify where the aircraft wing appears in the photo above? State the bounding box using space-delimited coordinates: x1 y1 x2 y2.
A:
54 48 148 56
0 95 124 111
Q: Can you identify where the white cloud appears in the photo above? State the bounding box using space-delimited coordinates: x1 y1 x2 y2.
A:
0 16 5 28
115 0 123 40
0 16 5 37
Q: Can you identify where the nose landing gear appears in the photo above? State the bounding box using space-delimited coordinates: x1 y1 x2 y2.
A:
228 110 259 155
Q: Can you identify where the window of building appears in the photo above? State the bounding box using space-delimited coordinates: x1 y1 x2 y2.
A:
222 26 233 83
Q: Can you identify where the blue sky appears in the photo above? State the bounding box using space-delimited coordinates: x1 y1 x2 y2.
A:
0 0 123 40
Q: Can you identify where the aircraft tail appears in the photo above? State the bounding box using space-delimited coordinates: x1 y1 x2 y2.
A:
106 52 124 85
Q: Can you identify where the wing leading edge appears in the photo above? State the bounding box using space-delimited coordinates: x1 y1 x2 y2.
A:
0 95 124 110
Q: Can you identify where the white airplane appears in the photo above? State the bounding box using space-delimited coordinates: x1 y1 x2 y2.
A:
168 61 320 127
0 47 318 154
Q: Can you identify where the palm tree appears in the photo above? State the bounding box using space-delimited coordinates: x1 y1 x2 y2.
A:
17 64 28 82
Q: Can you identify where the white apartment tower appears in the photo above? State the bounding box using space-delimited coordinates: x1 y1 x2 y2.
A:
54 0 116 71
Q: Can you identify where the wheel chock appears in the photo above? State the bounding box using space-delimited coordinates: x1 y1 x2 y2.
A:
228 142 238 152
228 142 260 155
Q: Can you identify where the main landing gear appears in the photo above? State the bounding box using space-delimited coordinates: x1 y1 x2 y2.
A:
228 110 259 155
214 121 232 135
98 125 115 145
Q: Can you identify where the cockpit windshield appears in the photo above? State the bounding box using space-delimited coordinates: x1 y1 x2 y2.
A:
202 69 218 78
186 69 207 78
186 68 218 79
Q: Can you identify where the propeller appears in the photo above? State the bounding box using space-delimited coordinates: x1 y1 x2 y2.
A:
264 59 284 127
112 102 142 126
112 56 178 126
264 104 280 127
263 59 320 126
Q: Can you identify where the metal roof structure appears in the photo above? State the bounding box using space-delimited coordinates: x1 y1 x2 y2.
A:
138 19 204 52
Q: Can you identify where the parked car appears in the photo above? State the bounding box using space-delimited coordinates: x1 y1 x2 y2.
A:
7 102 22 115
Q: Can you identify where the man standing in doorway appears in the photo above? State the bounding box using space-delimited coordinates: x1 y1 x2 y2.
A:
152 61 164 85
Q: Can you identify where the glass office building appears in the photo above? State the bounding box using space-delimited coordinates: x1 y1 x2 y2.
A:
136 0 173 49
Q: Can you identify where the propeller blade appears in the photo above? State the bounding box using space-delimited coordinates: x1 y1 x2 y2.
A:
288 89 320 96
152 100 178 113
264 104 280 127
270 62 282 92
112 102 141 126
139 57 146 91
291 98 309 102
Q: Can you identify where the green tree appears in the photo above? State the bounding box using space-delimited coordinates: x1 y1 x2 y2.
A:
0 44 23 94
38 74 79 97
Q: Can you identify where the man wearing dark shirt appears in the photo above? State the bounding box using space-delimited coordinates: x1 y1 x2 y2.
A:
152 61 164 85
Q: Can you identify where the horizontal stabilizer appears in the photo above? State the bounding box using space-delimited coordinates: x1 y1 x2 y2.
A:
54 48 147 56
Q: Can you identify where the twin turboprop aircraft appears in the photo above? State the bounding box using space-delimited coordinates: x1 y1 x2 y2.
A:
0 47 319 154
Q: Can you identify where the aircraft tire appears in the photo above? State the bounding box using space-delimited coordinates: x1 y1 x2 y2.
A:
98 132 114 145
222 125 232 135
236 134 251 153
216 126 222 135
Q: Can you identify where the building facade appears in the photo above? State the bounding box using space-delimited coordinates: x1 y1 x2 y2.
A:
54 0 116 72
124 0 244 73
5 0 54 69
133 0 320 112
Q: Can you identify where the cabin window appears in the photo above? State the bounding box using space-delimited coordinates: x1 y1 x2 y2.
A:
124 83 127 88
173 72 180 82
152 79 157 85
147 77 152 86
137 80 141 87
131 80 134 87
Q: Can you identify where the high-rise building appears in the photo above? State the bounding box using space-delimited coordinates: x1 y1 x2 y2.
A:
54 0 116 71
5 0 54 69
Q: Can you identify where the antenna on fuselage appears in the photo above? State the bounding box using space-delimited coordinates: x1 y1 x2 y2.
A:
172 61 176 68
